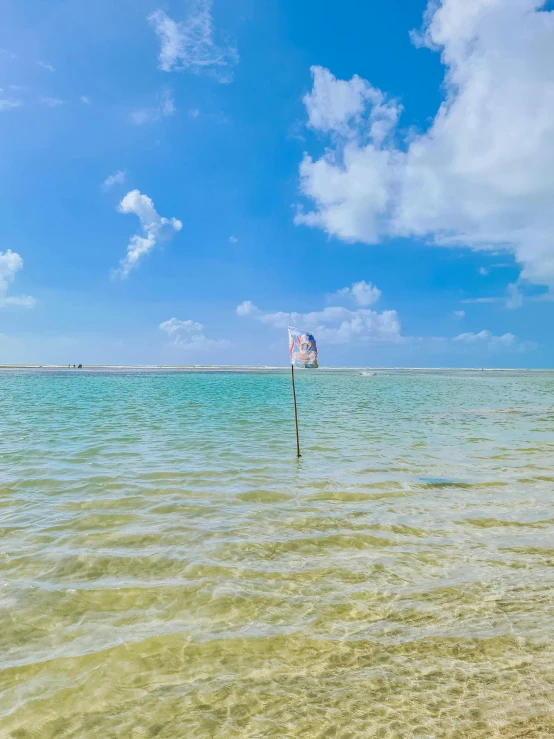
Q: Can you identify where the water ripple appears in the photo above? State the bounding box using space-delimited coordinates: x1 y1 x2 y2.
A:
0 369 554 737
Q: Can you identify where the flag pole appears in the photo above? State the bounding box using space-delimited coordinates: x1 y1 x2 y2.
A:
291 363 301 458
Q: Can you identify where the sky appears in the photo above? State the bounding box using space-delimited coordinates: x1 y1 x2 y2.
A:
1 0 554 367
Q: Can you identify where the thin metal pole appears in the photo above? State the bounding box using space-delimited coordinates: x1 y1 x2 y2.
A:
291 363 301 458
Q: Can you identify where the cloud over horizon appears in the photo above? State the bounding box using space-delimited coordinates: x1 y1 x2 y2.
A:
237 283 533 353
452 329 535 352
237 283 402 344
159 317 229 350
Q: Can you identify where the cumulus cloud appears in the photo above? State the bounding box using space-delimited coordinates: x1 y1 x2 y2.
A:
81 96 91 105
236 300 260 317
148 0 238 83
228 235 238 244
296 65 403 243
159 317 229 350
237 299 401 344
102 170 126 190
303 65 402 143
113 190 182 278
329 280 382 307
453 310 465 319
131 89 175 125
297 1 554 292
0 250 36 308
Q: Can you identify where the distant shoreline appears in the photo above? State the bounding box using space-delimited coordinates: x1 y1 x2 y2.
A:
0 365 551 373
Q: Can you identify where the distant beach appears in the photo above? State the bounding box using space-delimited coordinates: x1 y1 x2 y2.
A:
0 364 551 372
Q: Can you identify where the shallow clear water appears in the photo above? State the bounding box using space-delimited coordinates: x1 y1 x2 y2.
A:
1 369 554 738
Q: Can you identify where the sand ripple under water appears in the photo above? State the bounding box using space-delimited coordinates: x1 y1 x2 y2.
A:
0 369 554 737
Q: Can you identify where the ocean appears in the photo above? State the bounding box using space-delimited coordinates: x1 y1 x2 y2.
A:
1 368 553 737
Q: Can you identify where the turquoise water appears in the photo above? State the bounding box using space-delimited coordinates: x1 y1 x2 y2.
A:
1 369 554 737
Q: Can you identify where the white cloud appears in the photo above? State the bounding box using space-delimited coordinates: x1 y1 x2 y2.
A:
296 65 403 244
41 97 64 108
148 1 239 83
37 61 55 72
113 190 182 278
454 330 516 347
0 98 22 112
131 89 175 125
479 267 488 276
81 96 91 105
189 107 200 118
236 300 259 317
0 250 36 308
237 300 402 344
329 280 382 307
159 317 229 350
102 170 126 190
160 318 203 336
237 293 533 352
297 1 554 292
1 251 24 291
228 235 238 244
303 65 402 142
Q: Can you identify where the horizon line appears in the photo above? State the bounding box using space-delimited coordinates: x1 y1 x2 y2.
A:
0 364 551 372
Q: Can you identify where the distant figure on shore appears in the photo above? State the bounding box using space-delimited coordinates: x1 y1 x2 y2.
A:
78 364 82 369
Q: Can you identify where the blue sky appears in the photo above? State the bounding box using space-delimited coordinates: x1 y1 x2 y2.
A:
1 0 554 367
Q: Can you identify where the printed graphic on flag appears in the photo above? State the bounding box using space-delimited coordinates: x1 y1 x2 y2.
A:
288 326 318 369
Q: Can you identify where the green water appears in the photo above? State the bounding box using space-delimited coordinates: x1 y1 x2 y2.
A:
1 369 554 738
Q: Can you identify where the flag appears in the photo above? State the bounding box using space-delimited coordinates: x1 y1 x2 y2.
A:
288 326 318 369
